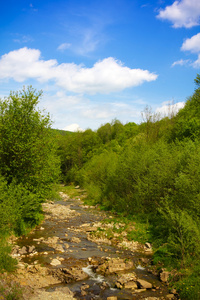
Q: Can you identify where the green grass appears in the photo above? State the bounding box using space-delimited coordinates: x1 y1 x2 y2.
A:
58 184 86 199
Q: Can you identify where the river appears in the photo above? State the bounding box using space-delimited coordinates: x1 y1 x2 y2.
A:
12 189 176 300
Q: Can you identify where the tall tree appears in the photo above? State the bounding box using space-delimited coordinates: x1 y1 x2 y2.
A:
0 86 60 198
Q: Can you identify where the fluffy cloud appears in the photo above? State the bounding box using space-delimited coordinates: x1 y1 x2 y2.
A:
157 0 200 28
63 123 84 132
0 48 57 82
177 33 200 68
0 47 157 94
181 33 200 53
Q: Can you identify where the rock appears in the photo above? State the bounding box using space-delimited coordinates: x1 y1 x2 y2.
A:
100 281 109 289
160 269 170 282
18 263 25 269
11 245 20 256
50 258 62 266
145 242 152 249
134 289 146 293
144 242 153 253
49 267 89 283
42 202 80 220
96 258 134 275
65 243 69 249
85 226 98 232
81 284 89 290
170 288 177 294
124 281 138 289
19 246 28 255
137 279 152 289
145 297 161 300
166 295 175 299
71 237 81 243
28 245 36 253
54 244 65 252
140 257 150 264
115 273 137 289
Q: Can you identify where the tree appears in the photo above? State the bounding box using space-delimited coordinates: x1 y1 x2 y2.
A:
0 86 60 198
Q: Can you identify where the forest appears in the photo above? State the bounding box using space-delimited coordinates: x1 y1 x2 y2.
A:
0 76 200 299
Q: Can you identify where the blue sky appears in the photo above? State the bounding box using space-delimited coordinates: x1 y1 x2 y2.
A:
1 0 200 131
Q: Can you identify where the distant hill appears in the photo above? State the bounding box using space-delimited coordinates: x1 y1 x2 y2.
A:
51 128 74 136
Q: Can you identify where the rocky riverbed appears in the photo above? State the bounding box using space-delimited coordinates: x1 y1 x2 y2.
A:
9 189 178 300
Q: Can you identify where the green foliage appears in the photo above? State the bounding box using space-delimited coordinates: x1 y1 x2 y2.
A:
157 206 200 264
173 262 200 300
57 129 101 183
0 175 43 236
0 86 60 198
0 86 61 276
79 150 118 207
0 241 17 273
56 75 200 296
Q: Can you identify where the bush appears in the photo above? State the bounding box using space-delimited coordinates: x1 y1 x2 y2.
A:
0 86 60 199
0 241 17 273
0 176 43 236
155 206 200 267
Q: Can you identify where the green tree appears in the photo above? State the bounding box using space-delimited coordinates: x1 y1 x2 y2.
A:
0 86 60 198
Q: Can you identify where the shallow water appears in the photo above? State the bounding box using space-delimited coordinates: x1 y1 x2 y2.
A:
17 196 171 299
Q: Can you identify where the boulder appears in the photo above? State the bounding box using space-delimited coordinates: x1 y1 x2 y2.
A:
49 267 88 283
96 258 134 275
50 258 62 266
115 272 137 290
160 269 170 282
137 279 152 289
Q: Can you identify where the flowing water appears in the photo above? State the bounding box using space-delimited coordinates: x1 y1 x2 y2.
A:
16 194 172 300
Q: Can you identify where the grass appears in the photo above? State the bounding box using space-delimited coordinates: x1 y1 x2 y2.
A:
58 184 86 199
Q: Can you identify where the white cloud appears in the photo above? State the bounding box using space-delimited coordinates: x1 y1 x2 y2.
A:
0 48 57 82
181 33 200 53
57 43 71 51
171 59 190 67
192 54 200 68
176 33 200 68
63 123 84 132
157 0 200 28
82 107 114 119
156 101 185 117
0 47 158 94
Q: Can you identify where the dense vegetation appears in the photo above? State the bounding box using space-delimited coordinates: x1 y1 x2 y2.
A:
57 76 200 300
1 77 200 299
0 86 60 273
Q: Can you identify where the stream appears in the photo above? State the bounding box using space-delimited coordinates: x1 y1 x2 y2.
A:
13 190 174 300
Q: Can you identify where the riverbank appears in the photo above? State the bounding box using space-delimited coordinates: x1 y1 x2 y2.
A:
7 186 178 300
